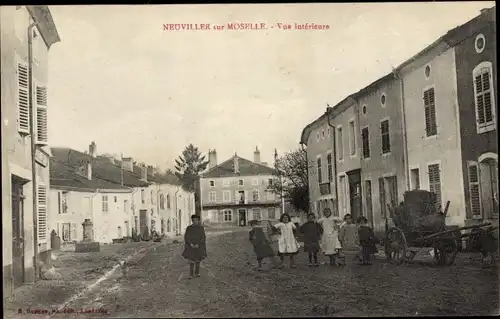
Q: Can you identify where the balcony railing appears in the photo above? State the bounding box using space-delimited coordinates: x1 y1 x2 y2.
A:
319 182 332 195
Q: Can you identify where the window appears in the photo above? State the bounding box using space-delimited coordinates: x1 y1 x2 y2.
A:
423 88 437 137
62 223 71 242
268 207 276 219
238 179 244 186
386 176 398 206
475 33 486 54
381 120 391 154
124 200 129 213
209 191 216 202
150 191 154 204
141 189 145 204
327 153 333 181
252 190 260 201
268 178 273 186
223 210 233 222
209 180 215 187
380 94 386 106
410 168 420 190
223 190 231 202
60 191 68 214
349 120 356 156
37 185 48 241
339 176 347 215
252 208 262 220
428 164 442 210
425 65 431 79
361 127 370 159
266 191 275 201
223 179 230 187
378 177 387 219
317 156 323 184
102 195 108 212
337 127 344 161
166 194 171 209
160 194 165 209
322 129 325 139
252 179 259 186
362 105 367 115
316 132 320 141
35 83 48 144
16 59 29 134
473 62 496 133
114 196 117 203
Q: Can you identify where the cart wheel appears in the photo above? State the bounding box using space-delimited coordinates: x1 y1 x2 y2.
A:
385 227 407 265
434 239 458 266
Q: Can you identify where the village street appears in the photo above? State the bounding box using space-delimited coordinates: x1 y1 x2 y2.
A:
48 229 498 318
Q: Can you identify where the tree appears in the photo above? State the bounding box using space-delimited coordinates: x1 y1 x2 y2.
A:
174 144 209 192
268 149 310 214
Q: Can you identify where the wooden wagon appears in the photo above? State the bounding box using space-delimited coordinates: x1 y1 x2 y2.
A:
384 190 498 266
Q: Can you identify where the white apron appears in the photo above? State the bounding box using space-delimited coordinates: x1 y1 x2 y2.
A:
318 216 342 255
274 222 299 254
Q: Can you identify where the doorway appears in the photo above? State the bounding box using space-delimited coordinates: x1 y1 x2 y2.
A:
139 209 147 238
365 180 374 226
12 176 26 288
347 169 362 220
238 209 247 226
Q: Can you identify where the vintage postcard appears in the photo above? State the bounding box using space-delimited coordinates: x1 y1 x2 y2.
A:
1 2 498 318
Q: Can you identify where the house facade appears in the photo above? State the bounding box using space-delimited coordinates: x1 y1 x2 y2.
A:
1 6 60 298
200 148 282 226
49 156 133 244
300 113 337 218
452 8 497 226
356 75 406 232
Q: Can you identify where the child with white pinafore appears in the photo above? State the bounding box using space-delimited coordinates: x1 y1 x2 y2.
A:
317 208 342 266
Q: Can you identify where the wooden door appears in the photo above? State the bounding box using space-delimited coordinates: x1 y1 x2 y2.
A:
11 178 25 287
365 180 374 226
347 169 362 220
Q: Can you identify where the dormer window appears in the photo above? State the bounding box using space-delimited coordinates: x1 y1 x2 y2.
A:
209 180 215 187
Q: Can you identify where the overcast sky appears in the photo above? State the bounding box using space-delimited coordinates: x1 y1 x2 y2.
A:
47 2 494 171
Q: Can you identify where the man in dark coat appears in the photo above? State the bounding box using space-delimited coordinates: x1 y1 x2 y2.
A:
182 215 207 279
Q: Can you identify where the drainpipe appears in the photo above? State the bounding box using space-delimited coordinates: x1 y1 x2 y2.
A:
326 108 340 216
394 70 410 191
175 187 180 235
90 190 99 241
300 143 310 214
28 22 40 280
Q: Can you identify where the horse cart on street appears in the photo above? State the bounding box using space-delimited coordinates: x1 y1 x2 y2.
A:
384 190 498 266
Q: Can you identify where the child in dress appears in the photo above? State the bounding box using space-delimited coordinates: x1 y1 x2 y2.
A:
356 216 378 265
317 208 343 266
249 220 282 271
299 213 323 267
181 215 207 279
273 213 300 268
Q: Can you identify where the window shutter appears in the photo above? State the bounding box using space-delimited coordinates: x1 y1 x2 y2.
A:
35 83 48 144
467 161 482 219
423 89 437 136
71 223 77 241
37 185 48 242
17 61 30 134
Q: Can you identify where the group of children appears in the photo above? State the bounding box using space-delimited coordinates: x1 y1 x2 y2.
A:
249 208 379 270
180 210 379 279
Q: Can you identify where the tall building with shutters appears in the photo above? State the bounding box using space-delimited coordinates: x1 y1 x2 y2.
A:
1 6 60 298
199 148 282 226
452 7 497 226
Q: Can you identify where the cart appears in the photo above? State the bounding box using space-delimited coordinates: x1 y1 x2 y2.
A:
384 190 498 266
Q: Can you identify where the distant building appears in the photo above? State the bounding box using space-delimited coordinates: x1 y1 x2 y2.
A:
1 6 60 298
200 147 282 226
49 142 194 243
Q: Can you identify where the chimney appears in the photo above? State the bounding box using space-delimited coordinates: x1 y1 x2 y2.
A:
253 146 261 163
147 165 156 177
208 149 218 169
122 157 133 172
86 160 92 180
140 163 148 182
89 141 97 158
233 153 239 174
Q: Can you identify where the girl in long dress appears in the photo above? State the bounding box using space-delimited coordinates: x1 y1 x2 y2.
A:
317 208 342 266
339 214 360 263
273 213 300 268
182 215 207 279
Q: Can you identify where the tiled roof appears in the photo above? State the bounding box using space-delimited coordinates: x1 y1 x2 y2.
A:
51 147 148 189
51 147 183 190
201 155 277 178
